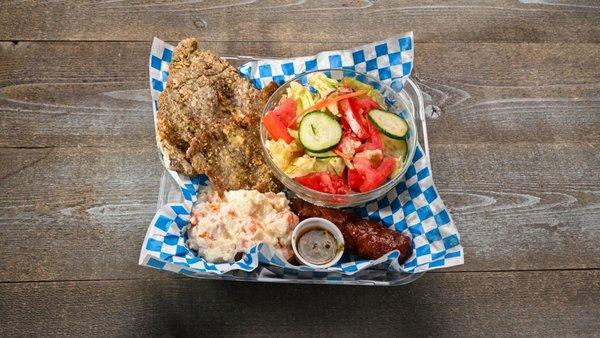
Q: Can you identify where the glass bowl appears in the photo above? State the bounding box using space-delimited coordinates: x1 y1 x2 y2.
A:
260 69 418 208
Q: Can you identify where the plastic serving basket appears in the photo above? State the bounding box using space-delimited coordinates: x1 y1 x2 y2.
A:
155 56 433 286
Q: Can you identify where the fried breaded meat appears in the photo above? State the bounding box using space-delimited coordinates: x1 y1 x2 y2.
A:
156 38 282 193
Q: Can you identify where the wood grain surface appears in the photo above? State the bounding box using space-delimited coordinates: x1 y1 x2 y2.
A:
1 41 598 148
0 0 599 336
1 0 599 43
1 271 599 337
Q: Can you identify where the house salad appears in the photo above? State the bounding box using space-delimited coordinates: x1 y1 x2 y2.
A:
263 72 409 195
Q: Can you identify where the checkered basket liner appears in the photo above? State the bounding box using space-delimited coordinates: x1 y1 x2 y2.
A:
141 33 464 281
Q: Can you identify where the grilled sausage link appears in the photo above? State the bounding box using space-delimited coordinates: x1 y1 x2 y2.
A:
290 198 412 262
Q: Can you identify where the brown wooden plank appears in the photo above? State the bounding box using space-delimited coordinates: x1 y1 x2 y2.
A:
0 0 599 43
1 41 598 148
433 143 600 272
0 147 164 281
1 270 598 336
0 142 598 282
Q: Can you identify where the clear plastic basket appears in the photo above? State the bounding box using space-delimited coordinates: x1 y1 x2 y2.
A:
155 56 432 285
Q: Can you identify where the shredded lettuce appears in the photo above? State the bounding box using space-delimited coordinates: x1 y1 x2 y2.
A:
382 136 407 160
326 103 339 116
325 157 345 177
287 128 298 139
382 135 408 177
309 73 340 116
285 155 346 178
286 81 315 112
265 139 304 171
285 155 317 178
312 158 330 173
308 72 339 97
342 77 386 107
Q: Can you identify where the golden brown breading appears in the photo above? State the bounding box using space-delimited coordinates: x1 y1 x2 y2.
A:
156 38 282 193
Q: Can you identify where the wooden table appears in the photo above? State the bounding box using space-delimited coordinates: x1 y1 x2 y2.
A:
1 1 599 336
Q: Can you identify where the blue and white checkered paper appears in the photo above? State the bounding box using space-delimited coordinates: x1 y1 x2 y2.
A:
141 33 463 281
238 33 414 92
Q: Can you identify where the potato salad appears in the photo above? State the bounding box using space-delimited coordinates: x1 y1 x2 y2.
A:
187 189 299 262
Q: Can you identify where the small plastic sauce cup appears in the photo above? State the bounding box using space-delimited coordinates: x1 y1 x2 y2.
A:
291 217 345 268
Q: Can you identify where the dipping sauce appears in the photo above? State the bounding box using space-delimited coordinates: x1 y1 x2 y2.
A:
296 229 338 265
292 217 345 268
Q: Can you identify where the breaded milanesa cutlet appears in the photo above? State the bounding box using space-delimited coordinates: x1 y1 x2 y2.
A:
156 38 281 193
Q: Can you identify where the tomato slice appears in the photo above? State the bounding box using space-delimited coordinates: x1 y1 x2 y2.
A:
356 118 384 153
339 98 370 140
270 98 298 129
347 168 364 191
347 156 396 192
357 157 397 192
295 172 348 194
262 113 293 143
347 157 371 192
330 175 349 194
348 96 380 115
351 157 372 173
367 118 384 149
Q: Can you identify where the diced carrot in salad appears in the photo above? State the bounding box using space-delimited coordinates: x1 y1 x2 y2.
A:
302 89 368 114
263 72 410 194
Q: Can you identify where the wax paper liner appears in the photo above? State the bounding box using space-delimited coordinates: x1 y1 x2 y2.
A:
140 33 464 278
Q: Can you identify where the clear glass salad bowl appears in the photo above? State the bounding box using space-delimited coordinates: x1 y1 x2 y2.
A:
260 69 418 208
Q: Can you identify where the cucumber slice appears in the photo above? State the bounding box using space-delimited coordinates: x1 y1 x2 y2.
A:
298 111 342 153
305 149 338 158
367 109 408 140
